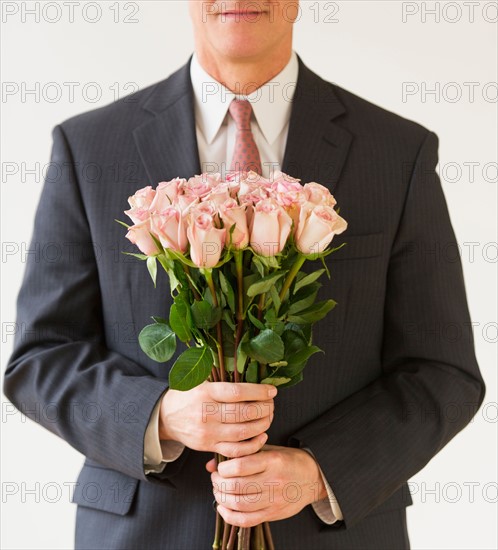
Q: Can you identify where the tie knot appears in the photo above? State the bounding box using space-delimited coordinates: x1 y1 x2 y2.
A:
229 99 253 130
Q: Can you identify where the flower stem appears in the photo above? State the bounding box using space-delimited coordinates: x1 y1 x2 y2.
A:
182 264 201 301
237 527 250 550
233 250 245 383
263 523 275 550
212 510 223 550
226 525 238 550
279 254 306 302
222 521 230 550
254 524 265 550
203 268 226 382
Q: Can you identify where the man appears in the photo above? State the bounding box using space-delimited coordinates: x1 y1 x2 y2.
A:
3 1 485 549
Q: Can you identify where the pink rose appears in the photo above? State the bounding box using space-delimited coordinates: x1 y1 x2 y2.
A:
191 200 220 226
250 199 292 257
238 186 270 207
187 212 226 268
124 206 151 225
183 173 221 199
225 171 247 183
127 186 156 209
204 183 231 207
238 171 271 198
219 198 249 249
245 170 270 186
193 201 217 216
271 171 301 186
150 207 187 253
295 203 347 255
303 182 337 207
126 220 160 256
150 178 184 212
270 172 305 208
124 185 156 224
176 194 199 214
225 171 246 197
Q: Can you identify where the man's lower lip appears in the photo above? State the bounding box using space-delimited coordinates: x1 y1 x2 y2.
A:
220 12 264 16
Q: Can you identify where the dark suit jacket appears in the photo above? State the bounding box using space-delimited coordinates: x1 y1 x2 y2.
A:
4 55 485 550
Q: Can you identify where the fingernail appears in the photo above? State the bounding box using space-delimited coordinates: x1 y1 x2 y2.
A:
268 387 277 397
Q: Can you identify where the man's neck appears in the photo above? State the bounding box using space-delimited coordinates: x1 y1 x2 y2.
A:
194 46 293 94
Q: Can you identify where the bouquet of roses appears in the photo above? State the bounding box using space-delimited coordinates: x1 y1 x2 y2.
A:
119 170 347 550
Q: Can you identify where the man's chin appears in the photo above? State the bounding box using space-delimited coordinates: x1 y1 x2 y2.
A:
211 37 269 61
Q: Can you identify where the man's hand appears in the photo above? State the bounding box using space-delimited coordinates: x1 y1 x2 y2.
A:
206 445 328 528
159 382 277 458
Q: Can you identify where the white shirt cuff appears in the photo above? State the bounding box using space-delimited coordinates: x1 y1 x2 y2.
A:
302 447 344 525
143 391 185 475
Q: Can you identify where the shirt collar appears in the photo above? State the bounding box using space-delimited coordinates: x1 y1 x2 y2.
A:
190 51 299 146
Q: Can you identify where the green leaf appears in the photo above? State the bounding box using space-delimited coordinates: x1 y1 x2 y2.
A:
165 248 198 269
243 273 260 311
268 360 288 367
252 256 266 278
221 321 235 357
169 301 193 343
146 256 158 287
293 269 326 293
320 242 347 259
277 373 303 388
202 286 215 307
276 345 322 378
251 253 280 270
149 233 164 255
115 218 131 229
247 306 266 331
152 316 169 324
284 323 307 340
168 347 213 391
236 332 249 374
219 271 236 313
288 282 321 315
282 329 307 356
269 286 281 312
222 309 236 330
243 273 260 291
289 345 322 368
224 357 235 372
247 272 287 298
287 300 337 324
157 253 174 272
242 329 285 364
138 323 176 363
191 300 222 329
264 309 286 335
275 329 323 377
260 377 291 386
122 252 148 260
245 361 259 383
157 255 181 293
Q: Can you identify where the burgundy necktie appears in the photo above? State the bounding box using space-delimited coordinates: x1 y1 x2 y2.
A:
228 99 262 175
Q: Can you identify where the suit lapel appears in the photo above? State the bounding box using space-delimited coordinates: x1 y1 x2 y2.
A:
134 55 351 193
282 57 353 195
133 58 201 183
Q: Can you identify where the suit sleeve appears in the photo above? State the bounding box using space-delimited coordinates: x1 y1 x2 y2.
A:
3 124 174 482
289 131 485 527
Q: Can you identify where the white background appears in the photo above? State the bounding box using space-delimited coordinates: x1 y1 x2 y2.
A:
1 1 497 549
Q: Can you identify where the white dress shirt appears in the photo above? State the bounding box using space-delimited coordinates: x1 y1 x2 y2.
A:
143 51 343 525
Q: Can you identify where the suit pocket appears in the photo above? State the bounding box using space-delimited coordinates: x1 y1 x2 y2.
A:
71 461 139 516
367 484 414 518
329 232 385 261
